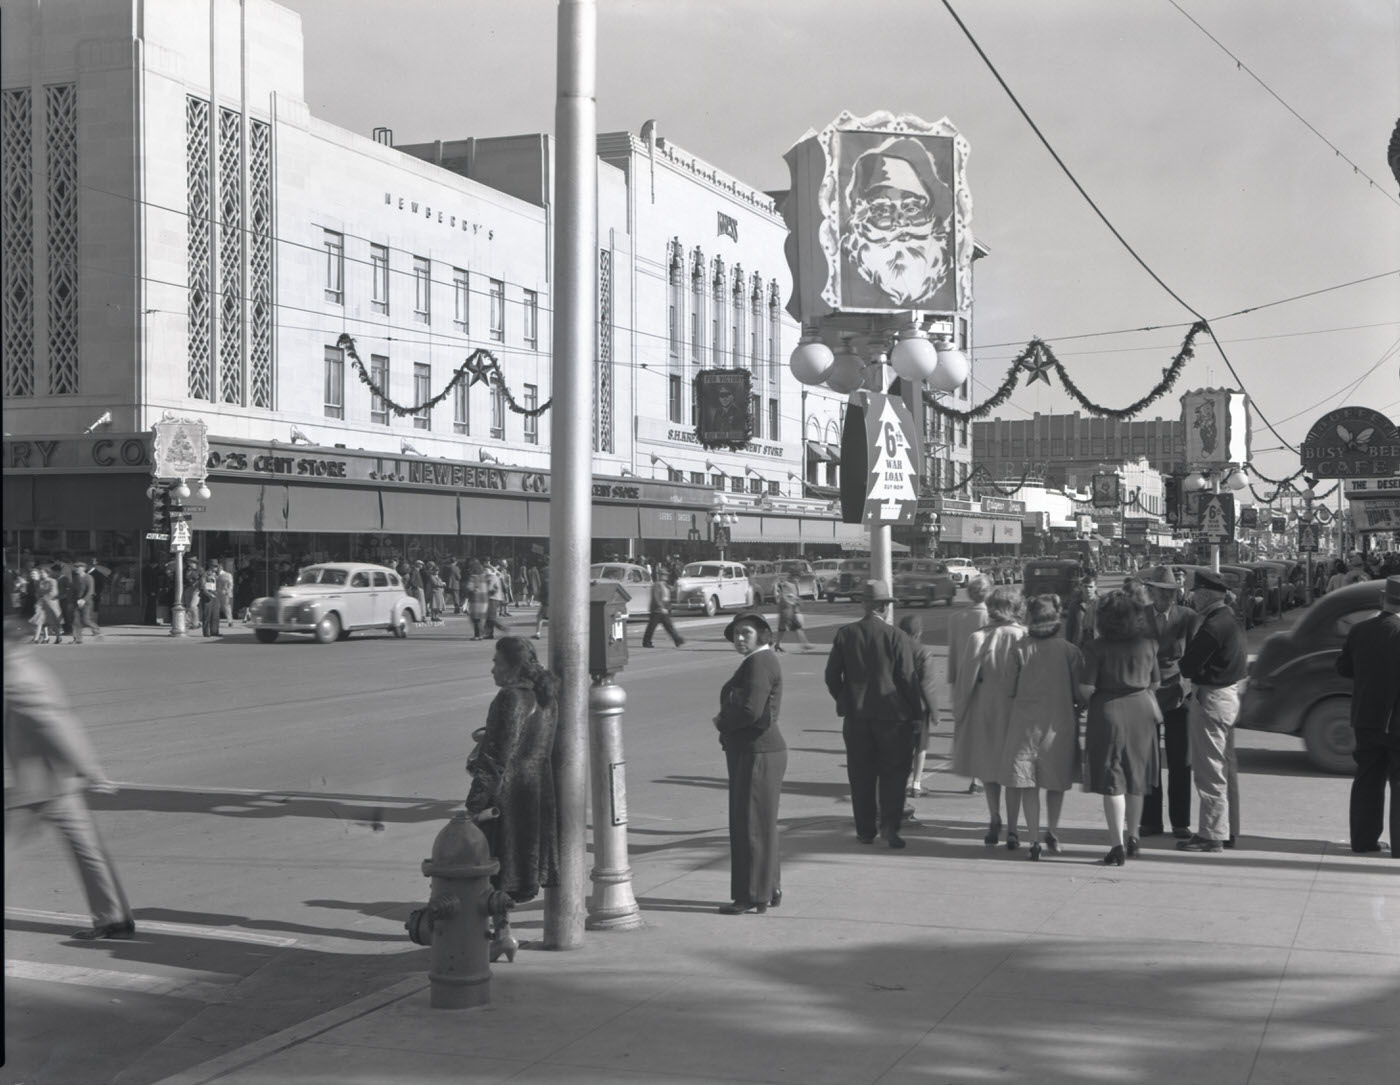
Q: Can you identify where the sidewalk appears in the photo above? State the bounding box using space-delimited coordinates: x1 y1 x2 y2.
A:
151 805 1399 1084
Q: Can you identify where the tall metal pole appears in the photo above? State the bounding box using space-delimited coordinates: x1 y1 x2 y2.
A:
545 0 595 950
864 356 893 596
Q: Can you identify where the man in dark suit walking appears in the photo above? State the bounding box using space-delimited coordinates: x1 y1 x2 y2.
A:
1336 575 1400 857
824 578 922 848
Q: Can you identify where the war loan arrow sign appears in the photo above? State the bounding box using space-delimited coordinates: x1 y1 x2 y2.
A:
863 393 922 525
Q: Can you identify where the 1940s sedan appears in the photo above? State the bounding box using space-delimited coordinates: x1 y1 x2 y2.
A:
249 563 419 643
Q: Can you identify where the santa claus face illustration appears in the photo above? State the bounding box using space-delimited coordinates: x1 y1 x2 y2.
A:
1193 402 1218 455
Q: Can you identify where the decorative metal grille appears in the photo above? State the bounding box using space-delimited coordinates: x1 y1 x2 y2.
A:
217 107 243 404
2 89 35 397
186 96 213 400
45 84 79 395
248 119 273 408
596 248 613 453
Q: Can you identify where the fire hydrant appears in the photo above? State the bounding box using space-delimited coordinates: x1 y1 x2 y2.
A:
406 810 514 1009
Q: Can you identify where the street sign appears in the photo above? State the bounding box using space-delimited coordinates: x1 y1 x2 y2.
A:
1297 523 1320 552
145 532 169 541
1197 493 1235 542
181 504 207 513
171 520 192 548
862 393 921 526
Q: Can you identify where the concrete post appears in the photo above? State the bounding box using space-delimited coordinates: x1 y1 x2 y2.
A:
171 548 187 636
544 0 596 950
586 678 641 930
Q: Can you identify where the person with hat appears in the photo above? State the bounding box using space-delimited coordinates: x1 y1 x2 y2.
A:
4 613 135 939
1177 569 1249 853
1138 565 1203 839
640 568 685 649
824 578 922 848
1335 576 1400 857
712 612 786 913
70 560 101 643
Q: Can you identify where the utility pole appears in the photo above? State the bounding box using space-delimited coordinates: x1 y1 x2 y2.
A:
545 0 595 950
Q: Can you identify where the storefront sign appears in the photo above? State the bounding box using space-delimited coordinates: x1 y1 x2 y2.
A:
1355 498 1400 532
1301 407 1400 477
1342 475 1400 499
382 192 494 237
979 496 1026 515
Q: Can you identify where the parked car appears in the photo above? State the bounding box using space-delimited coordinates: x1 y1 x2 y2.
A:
892 558 957 607
824 558 871 602
1168 564 1257 629
673 560 753 616
589 562 652 620
1239 561 1284 621
773 558 820 600
1022 558 1094 639
248 562 418 644
742 560 780 605
1238 579 1385 773
810 558 844 593
943 557 980 587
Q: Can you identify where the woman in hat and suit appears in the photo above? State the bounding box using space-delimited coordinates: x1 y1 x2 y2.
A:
713 612 785 914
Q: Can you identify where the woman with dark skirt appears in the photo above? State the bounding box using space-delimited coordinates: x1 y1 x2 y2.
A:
1080 590 1162 866
713 612 786 915
465 636 560 960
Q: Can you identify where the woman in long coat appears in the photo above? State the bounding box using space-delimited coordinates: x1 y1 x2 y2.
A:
1080 590 1161 866
1001 594 1084 859
713 612 785 915
465 561 489 639
952 586 1027 847
466 636 560 960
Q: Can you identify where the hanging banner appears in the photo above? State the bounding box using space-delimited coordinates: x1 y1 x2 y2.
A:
1091 473 1120 508
862 393 922 526
1180 388 1250 467
693 369 753 450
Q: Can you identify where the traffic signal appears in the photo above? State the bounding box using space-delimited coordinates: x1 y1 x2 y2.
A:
1164 474 1182 526
152 489 172 535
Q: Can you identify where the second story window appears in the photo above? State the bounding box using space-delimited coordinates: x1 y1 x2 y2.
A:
489 279 505 341
413 362 431 429
323 345 344 418
523 384 538 444
453 268 469 330
453 376 469 435
413 256 431 323
751 394 761 438
668 375 683 424
523 289 538 347
490 381 506 438
370 354 389 425
370 244 388 314
768 398 779 440
323 230 344 304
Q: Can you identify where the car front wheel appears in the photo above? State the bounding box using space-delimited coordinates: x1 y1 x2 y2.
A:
314 612 341 645
254 629 278 644
1302 697 1355 774
704 595 719 617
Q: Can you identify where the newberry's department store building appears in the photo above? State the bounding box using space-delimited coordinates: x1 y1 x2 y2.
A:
2 0 864 621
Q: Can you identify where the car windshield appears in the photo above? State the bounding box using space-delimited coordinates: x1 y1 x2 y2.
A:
297 567 348 585
683 563 722 578
840 561 869 571
592 566 626 581
777 561 808 573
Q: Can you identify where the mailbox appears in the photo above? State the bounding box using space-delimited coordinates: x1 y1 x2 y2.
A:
588 581 630 677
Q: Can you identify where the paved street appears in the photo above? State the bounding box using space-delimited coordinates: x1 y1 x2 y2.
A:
4 594 1395 1084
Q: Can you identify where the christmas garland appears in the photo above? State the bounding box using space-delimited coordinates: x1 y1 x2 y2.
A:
336 334 552 419
924 463 1031 496
927 321 1208 421
1247 478 1341 505
1244 462 1306 487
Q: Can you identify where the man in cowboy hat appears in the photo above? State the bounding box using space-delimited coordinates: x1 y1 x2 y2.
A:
1138 566 1202 839
1335 576 1400 857
824 578 922 848
1177 569 1249 852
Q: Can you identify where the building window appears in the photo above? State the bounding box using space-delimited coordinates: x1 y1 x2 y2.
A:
668 468 684 483
489 278 505 341
413 256 430 322
711 473 724 489
669 375 683 423
323 346 344 418
370 354 389 425
689 471 705 485
413 362 431 429
453 268 469 329
523 289 538 347
768 398 779 440
491 382 506 438
370 244 389 314
669 303 679 358
731 476 744 494
453 376 468 435
768 481 780 496
523 384 538 444
323 229 343 304
750 394 762 438
749 478 762 495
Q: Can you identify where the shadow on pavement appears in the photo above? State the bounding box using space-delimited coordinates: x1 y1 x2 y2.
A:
88 786 461 825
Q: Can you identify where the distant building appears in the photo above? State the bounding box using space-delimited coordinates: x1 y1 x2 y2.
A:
973 411 1185 487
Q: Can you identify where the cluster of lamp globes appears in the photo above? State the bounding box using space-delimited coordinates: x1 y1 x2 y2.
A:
1182 467 1248 492
146 479 212 500
788 326 970 395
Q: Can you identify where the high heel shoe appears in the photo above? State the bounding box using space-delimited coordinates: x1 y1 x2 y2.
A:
489 922 519 963
983 817 1002 847
768 888 783 909
1102 845 1125 867
1006 831 1020 851
1044 831 1061 854
717 900 768 915
1125 835 1140 858
1028 842 1043 861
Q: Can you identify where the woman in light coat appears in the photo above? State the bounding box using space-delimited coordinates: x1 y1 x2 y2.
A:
952 585 1027 847
946 575 992 796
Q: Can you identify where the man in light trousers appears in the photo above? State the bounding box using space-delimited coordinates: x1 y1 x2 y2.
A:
1177 569 1249 852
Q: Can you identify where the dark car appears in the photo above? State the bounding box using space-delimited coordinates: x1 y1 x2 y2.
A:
892 558 957 607
824 558 870 602
773 558 820 600
1022 558 1093 639
1237 579 1385 773
1170 564 1256 629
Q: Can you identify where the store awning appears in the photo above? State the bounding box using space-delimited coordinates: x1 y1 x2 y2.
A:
381 490 459 536
761 516 803 540
592 505 642 539
730 516 764 543
639 506 704 540
197 480 288 533
805 440 835 462
825 443 842 462
461 495 531 537
287 486 384 534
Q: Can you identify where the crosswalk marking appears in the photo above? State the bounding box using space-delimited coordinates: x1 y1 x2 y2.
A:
6 958 235 1003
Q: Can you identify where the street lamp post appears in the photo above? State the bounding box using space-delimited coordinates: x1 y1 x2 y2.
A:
710 495 737 561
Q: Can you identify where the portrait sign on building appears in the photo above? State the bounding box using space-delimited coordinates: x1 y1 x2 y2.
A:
693 369 753 450
782 111 973 322
1299 406 1400 477
1091 473 1120 508
1180 388 1250 467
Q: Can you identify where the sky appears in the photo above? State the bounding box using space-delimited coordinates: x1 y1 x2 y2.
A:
283 0 1398 494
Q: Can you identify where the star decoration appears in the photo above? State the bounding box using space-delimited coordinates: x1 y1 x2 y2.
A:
1021 349 1054 386
464 353 494 387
